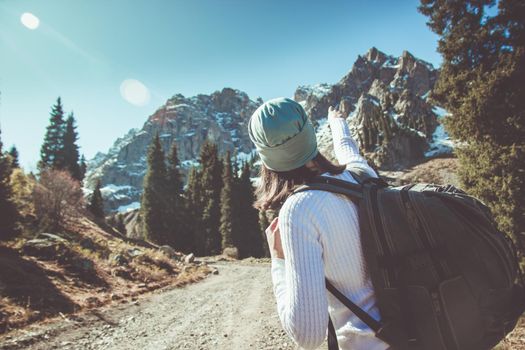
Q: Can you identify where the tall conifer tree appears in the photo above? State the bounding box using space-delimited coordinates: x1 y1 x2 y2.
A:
7 146 19 169
0 128 19 240
140 132 168 244
88 179 105 219
230 152 243 249
231 149 240 179
237 162 264 258
186 166 204 255
259 210 271 258
63 112 82 181
165 141 186 250
199 140 223 255
39 97 66 172
419 0 525 240
220 150 235 251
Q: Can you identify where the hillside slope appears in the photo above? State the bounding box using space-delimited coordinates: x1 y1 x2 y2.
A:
0 216 211 335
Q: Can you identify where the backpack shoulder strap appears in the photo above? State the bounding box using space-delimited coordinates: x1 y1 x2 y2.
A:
325 278 383 332
347 166 373 184
326 278 385 350
291 166 388 199
346 166 389 187
291 176 364 201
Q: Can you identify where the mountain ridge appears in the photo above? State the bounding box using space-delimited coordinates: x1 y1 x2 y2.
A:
85 47 453 213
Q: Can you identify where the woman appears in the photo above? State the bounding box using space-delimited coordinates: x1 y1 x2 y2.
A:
248 97 390 350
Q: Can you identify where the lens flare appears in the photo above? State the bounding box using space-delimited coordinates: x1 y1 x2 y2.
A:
20 12 40 30
120 79 151 106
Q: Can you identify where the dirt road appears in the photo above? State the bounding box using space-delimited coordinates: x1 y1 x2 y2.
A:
0 260 326 350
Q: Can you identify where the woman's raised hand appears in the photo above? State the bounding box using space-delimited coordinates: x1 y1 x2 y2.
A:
328 104 345 120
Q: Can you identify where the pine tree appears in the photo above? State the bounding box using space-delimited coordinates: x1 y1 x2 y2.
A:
232 151 240 180
7 145 19 169
140 133 168 244
165 141 186 250
220 150 235 251
419 0 525 240
259 210 271 258
39 97 66 172
237 162 264 258
63 112 82 181
79 154 87 183
230 154 243 251
186 166 204 255
199 140 223 255
0 128 19 240
88 178 105 219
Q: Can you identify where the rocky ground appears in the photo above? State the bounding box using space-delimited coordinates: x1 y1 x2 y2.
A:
1 256 524 350
0 216 212 335
0 259 312 350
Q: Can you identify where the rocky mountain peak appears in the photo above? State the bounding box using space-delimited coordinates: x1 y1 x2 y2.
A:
211 87 252 112
86 48 452 214
295 47 449 170
84 88 261 213
401 49 415 60
365 46 389 65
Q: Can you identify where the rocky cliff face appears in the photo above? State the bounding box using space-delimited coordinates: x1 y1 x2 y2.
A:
85 48 453 214
296 47 448 169
85 88 262 212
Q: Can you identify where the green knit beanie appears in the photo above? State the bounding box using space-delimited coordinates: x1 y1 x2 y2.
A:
248 97 318 172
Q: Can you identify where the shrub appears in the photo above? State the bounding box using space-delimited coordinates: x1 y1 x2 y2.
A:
32 169 85 230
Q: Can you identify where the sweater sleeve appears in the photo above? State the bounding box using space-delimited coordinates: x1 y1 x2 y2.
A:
270 192 328 350
329 117 378 178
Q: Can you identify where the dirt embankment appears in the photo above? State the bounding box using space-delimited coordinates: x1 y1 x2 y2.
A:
0 217 210 336
0 259 305 350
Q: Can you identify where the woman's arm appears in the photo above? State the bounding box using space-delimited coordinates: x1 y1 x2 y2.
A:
328 106 378 178
270 192 328 349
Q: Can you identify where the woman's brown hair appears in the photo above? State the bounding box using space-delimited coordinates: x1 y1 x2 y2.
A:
253 151 346 211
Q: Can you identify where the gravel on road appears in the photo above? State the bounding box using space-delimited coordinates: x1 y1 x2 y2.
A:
0 260 328 350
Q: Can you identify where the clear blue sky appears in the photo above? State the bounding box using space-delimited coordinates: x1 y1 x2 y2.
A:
0 0 441 171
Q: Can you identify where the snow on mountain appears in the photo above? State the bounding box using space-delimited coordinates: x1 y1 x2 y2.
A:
86 48 454 213
296 47 451 169
85 88 262 213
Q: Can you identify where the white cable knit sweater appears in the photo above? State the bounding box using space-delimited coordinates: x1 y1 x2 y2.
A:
270 117 391 350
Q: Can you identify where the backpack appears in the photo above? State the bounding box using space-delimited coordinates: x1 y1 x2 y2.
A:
292 168 525 350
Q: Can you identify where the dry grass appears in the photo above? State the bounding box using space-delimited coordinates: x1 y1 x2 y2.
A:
0 216 211 335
